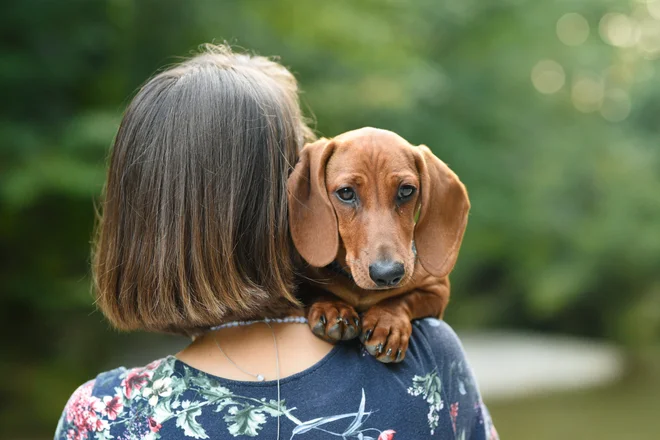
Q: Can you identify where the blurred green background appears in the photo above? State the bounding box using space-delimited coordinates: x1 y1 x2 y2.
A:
2 0 659 438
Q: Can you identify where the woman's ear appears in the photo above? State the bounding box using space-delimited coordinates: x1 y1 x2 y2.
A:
413 145 470 278
287 138 338 267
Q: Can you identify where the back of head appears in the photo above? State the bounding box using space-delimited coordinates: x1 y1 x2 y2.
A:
93 44 314 335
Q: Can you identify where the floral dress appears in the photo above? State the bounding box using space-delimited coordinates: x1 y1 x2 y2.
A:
55 319 498 440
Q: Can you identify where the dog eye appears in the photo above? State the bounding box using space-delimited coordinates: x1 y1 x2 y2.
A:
336 187 356 202
398 185 416 200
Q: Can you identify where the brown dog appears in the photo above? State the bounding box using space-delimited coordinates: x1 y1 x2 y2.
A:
287 127 470 362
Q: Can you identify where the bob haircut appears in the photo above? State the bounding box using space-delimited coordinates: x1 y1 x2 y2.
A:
93 44 314 335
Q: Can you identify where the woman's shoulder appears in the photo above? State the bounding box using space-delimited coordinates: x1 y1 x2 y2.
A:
409 317 470 364
54 358 168 440
406 318 498 440
408 318 481 403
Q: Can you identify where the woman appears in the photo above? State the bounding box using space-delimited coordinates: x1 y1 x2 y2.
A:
55 45 498 440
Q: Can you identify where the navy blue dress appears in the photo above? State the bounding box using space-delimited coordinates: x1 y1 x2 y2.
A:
55 319 498 440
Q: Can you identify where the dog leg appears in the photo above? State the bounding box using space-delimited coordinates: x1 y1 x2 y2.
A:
360 287 448 363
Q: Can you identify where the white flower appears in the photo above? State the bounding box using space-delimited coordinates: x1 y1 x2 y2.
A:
90 397 105 413
155 378 173 397
145 377 174 406
153 377 172 391
181 400 191 409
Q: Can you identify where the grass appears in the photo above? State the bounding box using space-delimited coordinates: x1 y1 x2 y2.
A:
488 351 660 439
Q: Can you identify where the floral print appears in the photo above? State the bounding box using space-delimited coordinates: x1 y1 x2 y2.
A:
450 402 459 432
56 358 398 440
142 377 173 406
101 395 123 420
62 381 109 440
377 430 396 440
122 368 152 399
407 369 444 434
55 318 497 440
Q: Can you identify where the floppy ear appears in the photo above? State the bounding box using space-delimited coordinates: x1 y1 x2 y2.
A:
287 138 338 267
413 145 470 278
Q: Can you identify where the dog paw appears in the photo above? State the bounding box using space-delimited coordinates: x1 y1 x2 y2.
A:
360 307 412 363
307 300 360 341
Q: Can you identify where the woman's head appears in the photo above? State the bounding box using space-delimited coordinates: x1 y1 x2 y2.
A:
94 45 314 335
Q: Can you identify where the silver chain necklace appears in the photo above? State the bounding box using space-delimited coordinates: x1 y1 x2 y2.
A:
212 328 270 382
210 316 308 440
211 316 307 381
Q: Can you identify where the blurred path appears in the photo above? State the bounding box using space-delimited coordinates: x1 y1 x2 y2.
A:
459 331 625 401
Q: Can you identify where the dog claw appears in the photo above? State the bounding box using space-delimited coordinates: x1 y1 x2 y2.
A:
362 328 373 342
320 315 327 325
354 318 360 327
396 349 402 361
386 348 392 356
376 343 384 355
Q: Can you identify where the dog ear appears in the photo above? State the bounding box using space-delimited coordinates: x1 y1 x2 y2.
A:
287 138 338 267
413 145 470 278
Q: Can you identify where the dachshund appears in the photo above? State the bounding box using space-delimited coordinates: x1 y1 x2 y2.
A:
287 127 470 363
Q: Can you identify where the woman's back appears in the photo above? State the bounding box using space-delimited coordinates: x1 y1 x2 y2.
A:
56 319 496 440
56 45 497 440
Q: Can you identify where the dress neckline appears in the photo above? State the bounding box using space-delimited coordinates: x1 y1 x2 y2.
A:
168 341 346 387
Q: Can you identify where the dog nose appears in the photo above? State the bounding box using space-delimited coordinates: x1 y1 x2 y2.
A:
369 261 405 287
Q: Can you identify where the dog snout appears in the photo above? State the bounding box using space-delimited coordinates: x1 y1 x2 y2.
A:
368 260 405 287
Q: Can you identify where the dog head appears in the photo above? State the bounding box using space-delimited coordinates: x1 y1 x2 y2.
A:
288 127 470 290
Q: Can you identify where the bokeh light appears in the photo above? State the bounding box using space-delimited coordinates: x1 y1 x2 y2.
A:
571 74 605 112
556 13 590 46
647 0 660 20
639 18 660 58
600 88 632 122
531 60 565 94
599 13 638 47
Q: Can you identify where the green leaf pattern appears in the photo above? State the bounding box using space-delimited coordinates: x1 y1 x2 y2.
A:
175 408 208 439
224 404 268 437
407 369 444 435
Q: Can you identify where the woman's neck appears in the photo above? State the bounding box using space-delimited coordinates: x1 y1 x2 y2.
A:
176 319 335 382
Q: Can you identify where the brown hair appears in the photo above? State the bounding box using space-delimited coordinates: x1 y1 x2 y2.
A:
93 44 314 335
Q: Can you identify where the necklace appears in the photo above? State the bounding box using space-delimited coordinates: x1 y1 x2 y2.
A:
211 315 306 380
212 334 269 382
209 315 307 332
210 316 307 440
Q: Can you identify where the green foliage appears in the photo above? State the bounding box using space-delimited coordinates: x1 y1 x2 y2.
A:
176 408 208 439
2 0 659 436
